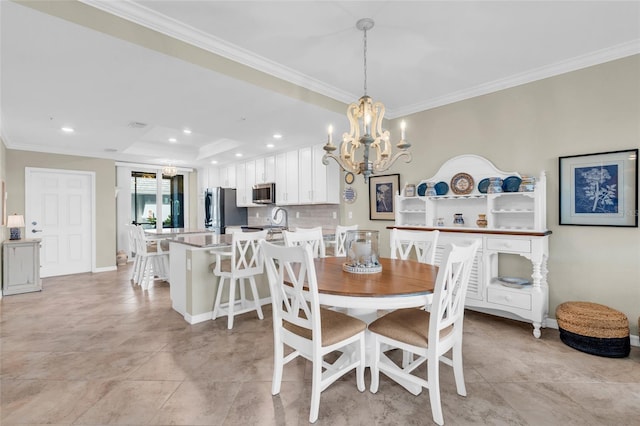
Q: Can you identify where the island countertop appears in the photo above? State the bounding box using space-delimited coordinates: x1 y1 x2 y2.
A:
169 233 234 248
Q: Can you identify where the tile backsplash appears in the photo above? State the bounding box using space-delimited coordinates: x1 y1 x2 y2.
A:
247 205 339 231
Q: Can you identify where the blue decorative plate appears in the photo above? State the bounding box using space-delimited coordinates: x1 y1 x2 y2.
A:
502 176 522 192
417 182 427 197
477 178 490 194
497 277 531 288
434 181 448 196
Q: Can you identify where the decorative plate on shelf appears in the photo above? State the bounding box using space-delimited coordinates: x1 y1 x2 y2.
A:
434 181 449 196
496 277 531 288
450 172 474 195
477 178 490 194
502 176 522 192
417 182 427 197
342 186 357 204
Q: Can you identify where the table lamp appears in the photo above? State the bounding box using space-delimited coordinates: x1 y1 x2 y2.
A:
7 214 25 240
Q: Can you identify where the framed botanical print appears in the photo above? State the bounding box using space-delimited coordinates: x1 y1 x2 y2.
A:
369 174 400 220
559 149 638 227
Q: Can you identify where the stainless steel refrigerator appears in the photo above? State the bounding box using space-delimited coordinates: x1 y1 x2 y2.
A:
204 188 248 234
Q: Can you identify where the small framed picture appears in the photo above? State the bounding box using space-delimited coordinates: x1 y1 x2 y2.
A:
369 174 400 220
559 149 638 227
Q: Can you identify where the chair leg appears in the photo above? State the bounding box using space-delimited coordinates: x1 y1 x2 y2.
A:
452 339 467 396
271 340 284 395
227 278 237 329
370 335 380 393
356 335 365 392
248 276 264 320
309 354 323 423
428 355 444 426
212 276 226 320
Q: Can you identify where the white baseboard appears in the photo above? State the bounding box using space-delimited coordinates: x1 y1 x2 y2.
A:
183 297 272 325
93 266 117 273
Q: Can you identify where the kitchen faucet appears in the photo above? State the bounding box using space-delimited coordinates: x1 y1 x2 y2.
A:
272 207 289 230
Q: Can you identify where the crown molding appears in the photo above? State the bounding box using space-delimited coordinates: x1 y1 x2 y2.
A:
79 1 639 119
80 0 356 104
389 40 640 119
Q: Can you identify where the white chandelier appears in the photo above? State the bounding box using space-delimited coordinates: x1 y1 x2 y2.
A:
323 18 411 183
162 165 177 177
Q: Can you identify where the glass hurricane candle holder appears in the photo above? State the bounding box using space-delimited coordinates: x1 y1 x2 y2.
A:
343 229 382 274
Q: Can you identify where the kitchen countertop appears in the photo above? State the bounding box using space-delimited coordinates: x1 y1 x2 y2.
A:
170 230 335 249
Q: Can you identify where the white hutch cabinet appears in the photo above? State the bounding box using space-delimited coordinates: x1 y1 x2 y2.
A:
393 155 551 338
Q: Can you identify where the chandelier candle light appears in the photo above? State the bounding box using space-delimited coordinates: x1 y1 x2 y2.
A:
323 18 412 183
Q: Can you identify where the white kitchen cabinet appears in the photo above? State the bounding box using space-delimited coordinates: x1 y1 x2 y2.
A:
2 239 42 296
298 144 339 204
275 150 299 205
236 161 256 207
392 155 551 338
219 165 236 188
255 156 275 184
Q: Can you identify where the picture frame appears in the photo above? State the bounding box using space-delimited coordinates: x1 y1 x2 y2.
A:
559 149 638 227
369 174 400 220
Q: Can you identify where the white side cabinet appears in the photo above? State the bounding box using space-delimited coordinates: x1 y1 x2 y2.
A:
2 239 42 296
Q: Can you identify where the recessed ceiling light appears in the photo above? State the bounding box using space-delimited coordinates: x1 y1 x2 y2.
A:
235 153 243 157
168 138 177 143
266 143 275 148
183 129 192 134
273 133 282 139
210 160 218 164
61 126 74 133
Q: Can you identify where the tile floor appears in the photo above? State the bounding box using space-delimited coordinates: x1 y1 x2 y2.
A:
1 265 638 425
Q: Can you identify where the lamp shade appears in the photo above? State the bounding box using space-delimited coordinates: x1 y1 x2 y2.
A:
7 214 25 228
7 214 25 240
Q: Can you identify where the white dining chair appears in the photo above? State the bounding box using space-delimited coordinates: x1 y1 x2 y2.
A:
133 225 169 289
211 230 268 329
328 224 358 257
390 228 440 265
260 240 366 423
283 226 326 258
368 241 480 426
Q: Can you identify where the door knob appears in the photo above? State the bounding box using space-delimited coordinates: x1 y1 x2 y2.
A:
32 229 42 233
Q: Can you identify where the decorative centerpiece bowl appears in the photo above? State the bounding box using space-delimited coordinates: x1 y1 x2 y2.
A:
343 230 382 274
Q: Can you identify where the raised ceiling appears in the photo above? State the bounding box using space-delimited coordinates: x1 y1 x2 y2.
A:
1 1 639 168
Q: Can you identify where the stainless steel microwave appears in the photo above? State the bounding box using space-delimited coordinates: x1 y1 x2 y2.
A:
252 182 276 204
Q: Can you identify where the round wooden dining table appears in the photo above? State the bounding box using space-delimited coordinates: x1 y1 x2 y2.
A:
313 256 437 319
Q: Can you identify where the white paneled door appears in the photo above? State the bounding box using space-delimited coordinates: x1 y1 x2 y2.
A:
25 168 94 277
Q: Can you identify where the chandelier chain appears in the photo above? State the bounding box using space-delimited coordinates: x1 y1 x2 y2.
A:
363 26 368 96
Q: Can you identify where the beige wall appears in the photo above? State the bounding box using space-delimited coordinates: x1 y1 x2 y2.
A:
344 54 640 334
5 150 117 269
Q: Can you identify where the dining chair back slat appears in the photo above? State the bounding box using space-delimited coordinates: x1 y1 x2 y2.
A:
283 226 326 258
390 228 440 265
333 224 358 257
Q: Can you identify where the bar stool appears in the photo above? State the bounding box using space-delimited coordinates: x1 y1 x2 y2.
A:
211 230 268 329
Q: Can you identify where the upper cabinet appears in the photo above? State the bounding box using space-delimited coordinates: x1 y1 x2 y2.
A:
236 161 257 207
219 164 236 188
255 156 276 184
395 154 547 231
275 151 299 205
298 144 339 205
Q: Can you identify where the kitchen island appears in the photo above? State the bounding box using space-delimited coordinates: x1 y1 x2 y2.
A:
168 233 273 324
